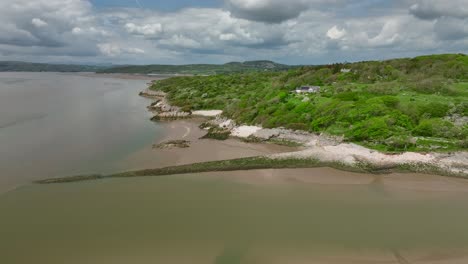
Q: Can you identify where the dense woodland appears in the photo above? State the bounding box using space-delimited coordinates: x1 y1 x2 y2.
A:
152 54 468 152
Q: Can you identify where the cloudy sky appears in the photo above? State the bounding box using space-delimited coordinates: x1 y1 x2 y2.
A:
0 0 467 65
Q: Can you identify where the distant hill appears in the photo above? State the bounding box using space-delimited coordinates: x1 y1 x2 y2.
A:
97 60 294 75
0 61 106 72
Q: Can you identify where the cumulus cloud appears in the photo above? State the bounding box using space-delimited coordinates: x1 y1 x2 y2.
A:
125 23 163 36
159 35 201 49
0 0 467 64
31 18 48 28
0 0 96 48
326 26 346 40
97 43 145 56
97 43 121 57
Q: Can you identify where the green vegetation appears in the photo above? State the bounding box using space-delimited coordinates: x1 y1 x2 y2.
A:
0 61 106 72
97 60 293 75
152 54 468 152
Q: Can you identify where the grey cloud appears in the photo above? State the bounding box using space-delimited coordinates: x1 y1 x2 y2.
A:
434 17 468 40
409 0 468 20
408 0 468 42
119 8 293 52
226 0 309 23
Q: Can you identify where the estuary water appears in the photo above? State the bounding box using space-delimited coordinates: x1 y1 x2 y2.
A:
2 169 468 264
0 72 161 192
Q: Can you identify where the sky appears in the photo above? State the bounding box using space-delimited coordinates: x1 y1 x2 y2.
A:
0 0 467 65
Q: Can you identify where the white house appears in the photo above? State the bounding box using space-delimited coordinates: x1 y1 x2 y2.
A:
295 86 320 94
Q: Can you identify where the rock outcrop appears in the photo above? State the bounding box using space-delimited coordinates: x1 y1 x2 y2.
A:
153 140 190 149
140 89 191 120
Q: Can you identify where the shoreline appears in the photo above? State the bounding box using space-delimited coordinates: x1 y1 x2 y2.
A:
36 87 468 184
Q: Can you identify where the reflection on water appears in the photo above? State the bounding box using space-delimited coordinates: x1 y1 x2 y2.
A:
1 171 468 264
0 72 162 192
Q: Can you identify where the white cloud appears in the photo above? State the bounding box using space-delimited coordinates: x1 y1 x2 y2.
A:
326 26 346 40
367 20 401 47
125 23 162 36
220 33 237 41
160 35 201 49
97 43 121 57
126 47 145 54
31 18 48 28
72 27 82 34
97 43 145 57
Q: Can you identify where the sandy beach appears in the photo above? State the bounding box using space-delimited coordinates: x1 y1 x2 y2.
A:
115 118 299 172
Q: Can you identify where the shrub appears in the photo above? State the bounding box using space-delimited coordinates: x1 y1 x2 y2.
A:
380 96 400 107
367 83 400 95
334 91 359 101
413 118 456 137
346 118 391 141
418 102 449 118
408 77 456 95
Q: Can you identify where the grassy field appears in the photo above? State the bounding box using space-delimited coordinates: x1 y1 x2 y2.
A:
152 54 468 152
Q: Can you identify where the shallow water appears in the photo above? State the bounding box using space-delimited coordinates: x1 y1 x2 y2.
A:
1 170 468 264
0 72 162 192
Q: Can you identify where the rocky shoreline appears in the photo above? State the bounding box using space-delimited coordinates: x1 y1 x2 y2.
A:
140 90 224 121
139 90 191 120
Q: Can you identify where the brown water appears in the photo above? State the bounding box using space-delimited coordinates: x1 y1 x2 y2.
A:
0 72 162 192
1 169 468 264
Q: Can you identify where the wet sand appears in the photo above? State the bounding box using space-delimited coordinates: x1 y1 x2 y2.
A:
196 168 468 193
114 118 299 172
